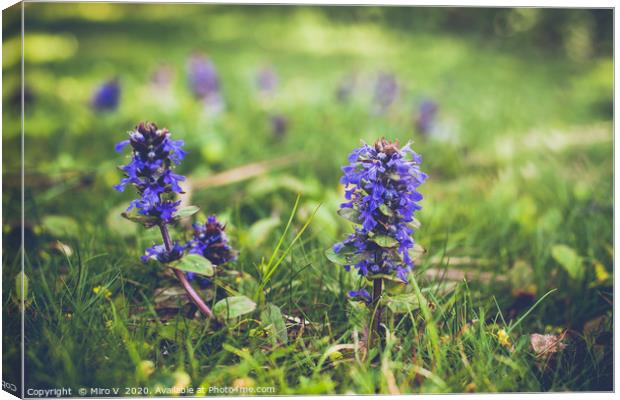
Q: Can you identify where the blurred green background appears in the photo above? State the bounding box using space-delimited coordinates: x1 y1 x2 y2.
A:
2 3 613 394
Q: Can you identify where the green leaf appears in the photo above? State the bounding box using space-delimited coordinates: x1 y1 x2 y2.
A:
173 205 200 219
41 215 79 238
170 254 214 277
337 208 360 224
551 244 583 280
371 235 398 248
260 303 288 344
324 246 366 265
213 296 257 320
378 203 394 217
325 247 348 265
121 209 159 228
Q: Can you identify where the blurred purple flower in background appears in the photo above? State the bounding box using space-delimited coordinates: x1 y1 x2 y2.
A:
372 72 399 114
270 113 288 140
187 53 225 114
415 99 439 136
187 53 220 98
91 78 120 111
256 66 279 94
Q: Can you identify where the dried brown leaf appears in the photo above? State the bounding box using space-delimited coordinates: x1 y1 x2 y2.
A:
530 332 567 359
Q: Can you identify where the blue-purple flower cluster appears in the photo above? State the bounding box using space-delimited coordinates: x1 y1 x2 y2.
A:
185 215 237 286
187 216 237 265
141 243 185 264
114 122 187 263
114 122 186 223
187 53 221 99
334 138 427 283
187 53 225 114
91 78 120 111
256 66 279 93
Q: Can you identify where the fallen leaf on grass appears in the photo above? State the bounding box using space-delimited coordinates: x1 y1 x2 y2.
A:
530 332 567 359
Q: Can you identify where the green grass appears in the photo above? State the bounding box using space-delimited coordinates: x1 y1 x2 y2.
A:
2 4 613 394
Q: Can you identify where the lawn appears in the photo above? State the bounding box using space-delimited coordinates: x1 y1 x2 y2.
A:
2 3 613 395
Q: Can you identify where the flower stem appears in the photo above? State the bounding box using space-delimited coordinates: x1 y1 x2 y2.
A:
370 278 383 349
159 224 214 319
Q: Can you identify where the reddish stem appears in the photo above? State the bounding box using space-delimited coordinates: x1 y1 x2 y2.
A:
159 224 214 319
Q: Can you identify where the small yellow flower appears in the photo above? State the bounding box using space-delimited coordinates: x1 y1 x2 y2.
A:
93 286 112 300
594 262 610 283
497 329 511 348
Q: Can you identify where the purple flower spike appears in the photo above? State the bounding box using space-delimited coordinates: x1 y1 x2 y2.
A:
333 138 427 284
270 113 288 139
187 53 226 114
114 122 186 224
91 78 120 111
187 53 221 98
115 122 217 319
186 215 237 266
